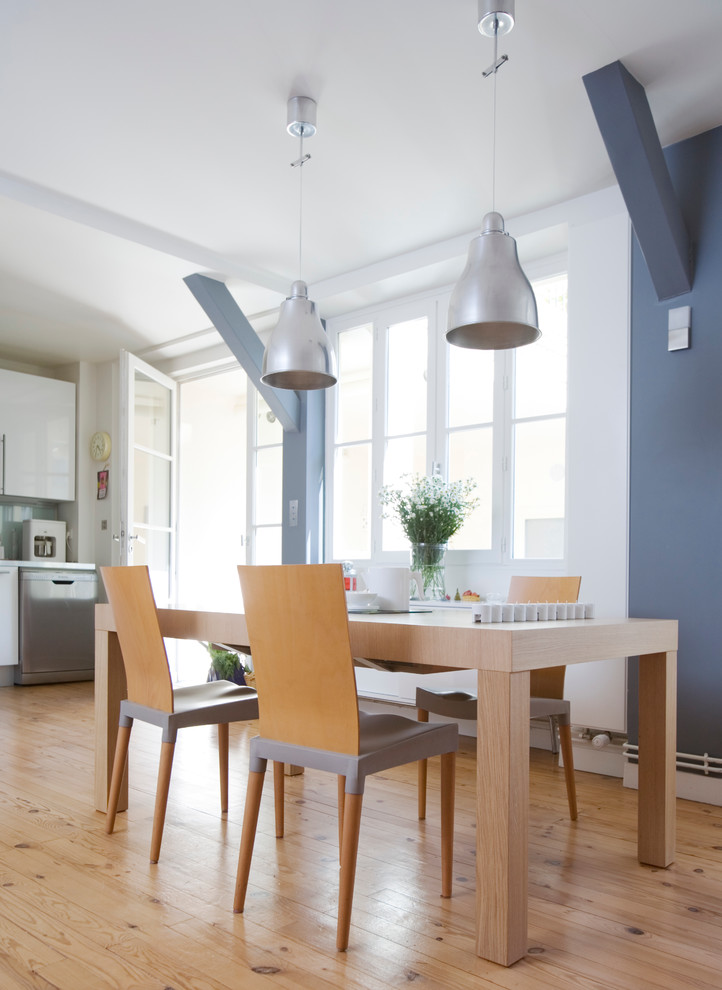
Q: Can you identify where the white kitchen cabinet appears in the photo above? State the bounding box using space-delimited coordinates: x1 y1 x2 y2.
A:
0 369 76 501
0 565 18 666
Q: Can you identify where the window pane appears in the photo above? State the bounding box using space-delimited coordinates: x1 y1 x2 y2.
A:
382 435 427 551
178 370 247 612
448 428 493 550
255 446 282 525
515 274 568 420
448 346 494 428
134 372 171 453
333 443 371 558
337 325 373 443
513 418 565 559
254 526 282 565
387 317 427 436
256 393 282 446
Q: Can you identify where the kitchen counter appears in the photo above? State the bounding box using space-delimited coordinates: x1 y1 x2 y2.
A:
0 560 96 570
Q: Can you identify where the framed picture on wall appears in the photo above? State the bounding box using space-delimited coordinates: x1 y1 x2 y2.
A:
97 469 109 500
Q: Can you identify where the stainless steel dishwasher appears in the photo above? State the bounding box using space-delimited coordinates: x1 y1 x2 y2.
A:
15 568 98 684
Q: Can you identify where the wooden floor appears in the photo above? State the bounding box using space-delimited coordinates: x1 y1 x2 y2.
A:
0 683 721 990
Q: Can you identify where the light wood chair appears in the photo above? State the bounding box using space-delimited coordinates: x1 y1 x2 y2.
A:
416 575 581 822
234 563 458 952
101 565 259 863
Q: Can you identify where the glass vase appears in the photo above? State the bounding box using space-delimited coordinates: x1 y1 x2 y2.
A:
410 543 447 601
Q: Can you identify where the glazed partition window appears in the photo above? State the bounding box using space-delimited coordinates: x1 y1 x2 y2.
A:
326 270 568 565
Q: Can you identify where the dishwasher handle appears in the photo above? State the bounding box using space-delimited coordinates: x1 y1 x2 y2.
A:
52 579 75 585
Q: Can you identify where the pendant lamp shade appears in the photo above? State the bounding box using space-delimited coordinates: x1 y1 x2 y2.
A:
261 280 337 390
446 213 539 350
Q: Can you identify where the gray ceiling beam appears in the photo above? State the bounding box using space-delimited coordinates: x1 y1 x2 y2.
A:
184 273 300 433
583 60 692 300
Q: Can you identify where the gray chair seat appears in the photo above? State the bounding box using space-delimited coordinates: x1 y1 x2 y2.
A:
120 681 258 742
250 711 457 794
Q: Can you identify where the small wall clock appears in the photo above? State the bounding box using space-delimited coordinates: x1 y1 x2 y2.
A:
90 430 112 461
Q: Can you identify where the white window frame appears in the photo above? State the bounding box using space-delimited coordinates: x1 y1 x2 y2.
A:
325 252 568 570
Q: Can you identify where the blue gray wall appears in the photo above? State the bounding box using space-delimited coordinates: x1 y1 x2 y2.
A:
628 124 722 757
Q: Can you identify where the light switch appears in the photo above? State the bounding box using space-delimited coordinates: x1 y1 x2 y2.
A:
668 306 691 351
289 499 298 527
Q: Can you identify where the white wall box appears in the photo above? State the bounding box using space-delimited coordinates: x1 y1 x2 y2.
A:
0 369 76 501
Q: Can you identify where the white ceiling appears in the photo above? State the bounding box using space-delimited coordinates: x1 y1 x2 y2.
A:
1 0 721 370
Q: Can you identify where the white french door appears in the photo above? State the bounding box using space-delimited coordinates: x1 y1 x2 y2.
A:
119 350 177 605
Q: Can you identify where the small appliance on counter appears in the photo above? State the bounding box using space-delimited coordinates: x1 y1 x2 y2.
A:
22 519 67 562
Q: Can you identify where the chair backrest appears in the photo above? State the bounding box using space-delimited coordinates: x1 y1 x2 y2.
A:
507 575 581 700
238 563 360 754
101 565 174 712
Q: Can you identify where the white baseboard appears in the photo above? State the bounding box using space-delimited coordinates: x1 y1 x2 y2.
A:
623 762 722 806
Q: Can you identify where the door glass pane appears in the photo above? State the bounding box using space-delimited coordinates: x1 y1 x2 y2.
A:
337 325 373 444
333 443 371 558
130 529 170 601
134 371 172 453
256 394 282 446
255 447 282 526
515 274 568 420
387 317 427 436
133 450 170 528
254 526 282 565
513 418 566 559
382 435 426 551
448 346 494 428
448 428 493 550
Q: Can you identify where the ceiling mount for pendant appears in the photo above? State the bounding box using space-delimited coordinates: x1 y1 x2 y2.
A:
286 95 317 138
477 0 514 37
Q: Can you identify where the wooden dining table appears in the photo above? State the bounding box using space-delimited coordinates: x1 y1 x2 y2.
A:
94 603 677 967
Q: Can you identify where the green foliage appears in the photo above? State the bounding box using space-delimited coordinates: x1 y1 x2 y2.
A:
379 474 478 545
205 643 251 680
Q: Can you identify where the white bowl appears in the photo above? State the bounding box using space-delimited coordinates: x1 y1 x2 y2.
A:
345 591 378 608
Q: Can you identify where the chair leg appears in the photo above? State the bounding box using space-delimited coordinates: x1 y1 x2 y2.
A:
218 723 229 813
549 715 559 754
105 723 132 834
273 761 285 838
558 723 578 821
234 768 266 913
337 775 346 861
439 751 455 898
417 707 429 820
150 740 175 864
337 791 363 952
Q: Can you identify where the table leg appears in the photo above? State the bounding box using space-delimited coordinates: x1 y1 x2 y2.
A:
475 668 530 966
638 650 676 867
94 629 128 814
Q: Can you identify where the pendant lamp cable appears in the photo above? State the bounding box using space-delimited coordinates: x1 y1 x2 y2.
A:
291 132 311 283
491 18 498 214
482 15 508 215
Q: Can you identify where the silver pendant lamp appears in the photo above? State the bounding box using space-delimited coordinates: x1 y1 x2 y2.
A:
446 0 540 351
261 96 337 390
